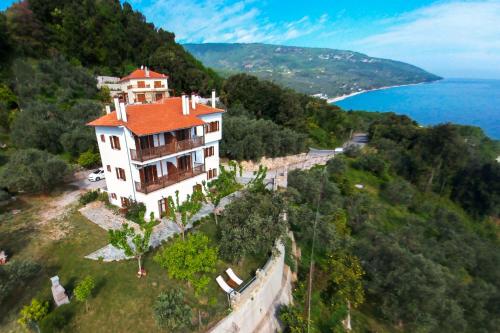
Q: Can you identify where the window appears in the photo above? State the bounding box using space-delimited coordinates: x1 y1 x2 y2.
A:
204 146 215 158
137 93 145 102
155 93 163 101
100 134 105 142
111 193 117 200
110 136 121 150
205 121 220 133
137 81 145 88
115 167 126 181
106 165 111 172
207 168 218 180
154 81 163 88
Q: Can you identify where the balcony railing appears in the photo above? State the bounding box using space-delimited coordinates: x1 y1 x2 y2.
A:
126 84 166 90
135 164 205 194
130 136 204 162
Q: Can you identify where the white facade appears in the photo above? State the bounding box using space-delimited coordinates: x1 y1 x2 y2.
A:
120 77 170 104
94 111 222 220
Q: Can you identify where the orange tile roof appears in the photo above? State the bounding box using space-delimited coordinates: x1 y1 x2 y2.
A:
120 68 168 82
87 97 224 136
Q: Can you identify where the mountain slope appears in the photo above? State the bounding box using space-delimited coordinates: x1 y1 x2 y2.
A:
184 43 441 98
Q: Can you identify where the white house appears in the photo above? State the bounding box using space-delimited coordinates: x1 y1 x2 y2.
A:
88 68 223 219
118 66 170 104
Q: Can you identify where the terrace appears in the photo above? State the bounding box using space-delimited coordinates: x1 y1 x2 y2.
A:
135 163 205 194
130 136 204 162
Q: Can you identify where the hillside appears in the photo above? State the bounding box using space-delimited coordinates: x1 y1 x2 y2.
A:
184 43 441 98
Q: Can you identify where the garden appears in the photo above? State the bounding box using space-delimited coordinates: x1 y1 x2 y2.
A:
0 164 287 333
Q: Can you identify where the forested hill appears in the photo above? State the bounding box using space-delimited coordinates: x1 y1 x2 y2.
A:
184 43 441 98
0 0 221 94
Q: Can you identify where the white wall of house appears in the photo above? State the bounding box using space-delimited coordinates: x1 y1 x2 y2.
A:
200 113 223 143
120 77 169 104
135 172 207 219
95 126 138 206
94 110 223 220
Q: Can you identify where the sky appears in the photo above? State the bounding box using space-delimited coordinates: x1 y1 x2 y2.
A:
2 0 500 78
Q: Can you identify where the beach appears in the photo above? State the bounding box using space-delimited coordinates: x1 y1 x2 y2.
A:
327 82 428 103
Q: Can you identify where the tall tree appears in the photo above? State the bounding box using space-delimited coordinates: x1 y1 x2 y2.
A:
109 221 154 275
202 161 241 224
219 191 287 262
323 253 365 331
166 189 204 240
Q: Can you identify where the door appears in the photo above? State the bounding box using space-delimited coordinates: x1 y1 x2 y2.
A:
176 128 191 141
158 198 170 218
141 165 158 183
164 132 176 145
177 155 192 172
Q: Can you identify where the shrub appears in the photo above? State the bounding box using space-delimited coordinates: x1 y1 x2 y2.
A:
39 304 75 333
284 237 296 273
0 149 68 193
279 304 308 333
97 191 109 204
18 298 49 329
0 260 41 303
125 201 147 224
381 179 415 206
153 290 192 330
154 234 218 295
0 189 11 202
79 190 99 205
77 150 100 168
352 153 388 178
74 276 95 311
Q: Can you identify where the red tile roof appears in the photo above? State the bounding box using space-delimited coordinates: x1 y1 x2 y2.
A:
119 68 168 82
87 97 223 136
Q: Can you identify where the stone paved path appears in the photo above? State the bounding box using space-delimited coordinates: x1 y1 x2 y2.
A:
83 191 242 261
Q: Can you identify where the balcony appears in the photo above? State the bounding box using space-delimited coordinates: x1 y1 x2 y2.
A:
135 164 205 194
126 84 167 90
130 136 204 162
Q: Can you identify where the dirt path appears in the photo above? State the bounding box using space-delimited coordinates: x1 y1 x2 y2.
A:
36 171 105 239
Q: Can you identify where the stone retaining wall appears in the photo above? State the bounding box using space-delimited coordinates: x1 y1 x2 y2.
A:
209 242 292 333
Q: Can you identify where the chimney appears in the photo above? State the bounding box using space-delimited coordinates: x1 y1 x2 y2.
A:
181 93 187 115
105 105 111 114
119 102 127 122
211 89 216 108
145 66 150 77
191 93 196 110
114 98 121 120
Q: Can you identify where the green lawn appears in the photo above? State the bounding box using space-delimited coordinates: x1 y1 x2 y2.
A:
0 196 265 333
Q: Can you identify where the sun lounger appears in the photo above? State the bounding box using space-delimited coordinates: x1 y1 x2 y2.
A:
216 275 234 294
226 268 243 286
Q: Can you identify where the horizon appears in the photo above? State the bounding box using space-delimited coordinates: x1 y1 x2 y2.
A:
2 0 500 79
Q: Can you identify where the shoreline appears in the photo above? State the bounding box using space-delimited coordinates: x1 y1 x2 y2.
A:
327 81 429 104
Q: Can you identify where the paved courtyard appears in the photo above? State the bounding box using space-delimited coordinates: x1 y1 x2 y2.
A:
81 191 242 261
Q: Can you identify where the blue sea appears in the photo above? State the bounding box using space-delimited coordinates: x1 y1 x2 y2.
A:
334 78 500 140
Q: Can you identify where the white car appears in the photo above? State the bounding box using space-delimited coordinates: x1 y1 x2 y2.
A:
88 168 105 182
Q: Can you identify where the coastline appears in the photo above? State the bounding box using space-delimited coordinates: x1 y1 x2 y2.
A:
327 81 429 104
